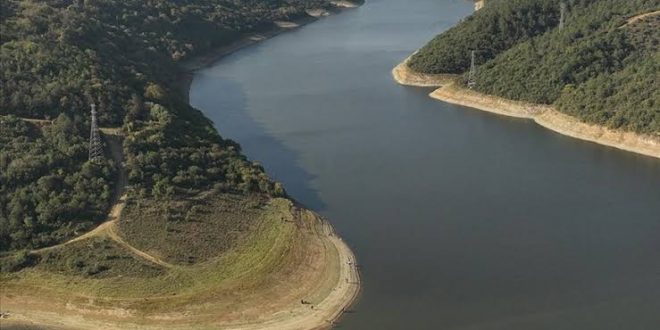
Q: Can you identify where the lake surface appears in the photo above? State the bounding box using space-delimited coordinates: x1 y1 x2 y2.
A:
190 0 660 328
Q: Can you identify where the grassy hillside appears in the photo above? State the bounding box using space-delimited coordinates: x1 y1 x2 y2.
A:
0 0 356 253
118 194 270 265
409 0 660 134
3 196 295 291
1 195 346 329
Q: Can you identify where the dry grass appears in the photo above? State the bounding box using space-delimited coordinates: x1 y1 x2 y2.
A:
36 237 164 279
0 193 357 329
118 193 268 265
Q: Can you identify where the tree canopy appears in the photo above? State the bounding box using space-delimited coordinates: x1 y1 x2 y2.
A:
1 0 350 252
409 0 660 134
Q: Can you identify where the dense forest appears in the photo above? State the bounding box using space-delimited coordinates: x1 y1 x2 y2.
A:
409 0 660 134
1 0 353 252
0 115 115 251
1 0 340 122
409 0 561 74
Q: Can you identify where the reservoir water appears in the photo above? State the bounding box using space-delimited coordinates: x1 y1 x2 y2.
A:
190 0 660 328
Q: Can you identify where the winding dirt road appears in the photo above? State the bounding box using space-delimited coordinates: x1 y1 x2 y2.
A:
620 10 660 28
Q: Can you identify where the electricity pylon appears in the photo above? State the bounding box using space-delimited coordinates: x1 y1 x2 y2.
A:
467 50 477 89
559 2 567 30
88 103 104 163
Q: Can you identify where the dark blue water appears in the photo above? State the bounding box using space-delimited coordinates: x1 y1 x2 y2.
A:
190 0 660 328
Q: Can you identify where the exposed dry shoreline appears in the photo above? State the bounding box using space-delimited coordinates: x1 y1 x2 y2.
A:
391 55 457 87
176 3 364 329
176 3 363 329
392 58 660 159
2 5 361 330
1 203 360 330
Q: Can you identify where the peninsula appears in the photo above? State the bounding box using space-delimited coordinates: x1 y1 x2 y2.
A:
394 0 660 158
1 0 361 329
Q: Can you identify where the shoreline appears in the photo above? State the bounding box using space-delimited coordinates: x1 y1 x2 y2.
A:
177 15 317 103
391 55 457 87
235 207 361 330
176 3 362 329
1 203 360 330
392 58 660 159
178 3 360 103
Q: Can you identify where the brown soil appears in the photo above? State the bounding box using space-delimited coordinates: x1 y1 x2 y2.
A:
620 10 660 28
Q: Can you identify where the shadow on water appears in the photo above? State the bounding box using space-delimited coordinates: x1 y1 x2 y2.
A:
190 72 326 211
189 1 660 328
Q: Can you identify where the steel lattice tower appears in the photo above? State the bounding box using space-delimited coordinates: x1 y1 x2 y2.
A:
559 2 567 30
467 50 477 89
88 103 104 163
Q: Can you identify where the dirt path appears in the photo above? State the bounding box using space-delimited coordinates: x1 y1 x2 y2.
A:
30 132 126 254
621 10 660 27
106 220 174 269
30 130 174 268
16 117 120 135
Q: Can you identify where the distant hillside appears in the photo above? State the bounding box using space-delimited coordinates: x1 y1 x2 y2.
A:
409 0 659 134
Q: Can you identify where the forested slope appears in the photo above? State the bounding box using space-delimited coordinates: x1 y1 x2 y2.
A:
0 0 353 253
0 115 115 251
409 0 660 134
